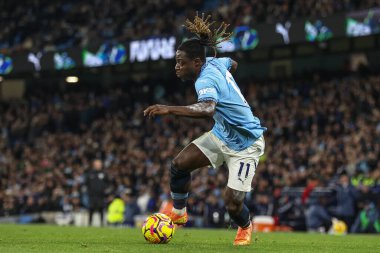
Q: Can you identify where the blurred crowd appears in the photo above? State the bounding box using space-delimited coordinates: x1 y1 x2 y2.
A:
1 0 380 52
0 73 379 233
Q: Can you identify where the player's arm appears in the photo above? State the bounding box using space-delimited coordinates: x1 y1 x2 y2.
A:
143 100 216 118
230 59 238 73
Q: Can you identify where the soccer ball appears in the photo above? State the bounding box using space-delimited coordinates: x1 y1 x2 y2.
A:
330 218 347 235
142 213 175 244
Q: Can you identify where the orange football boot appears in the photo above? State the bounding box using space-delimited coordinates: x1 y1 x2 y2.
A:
166 210 188 225
233 222 253 246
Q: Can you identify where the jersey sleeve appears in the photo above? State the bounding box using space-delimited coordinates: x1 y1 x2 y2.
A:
195 76 219 103
217 57 232 70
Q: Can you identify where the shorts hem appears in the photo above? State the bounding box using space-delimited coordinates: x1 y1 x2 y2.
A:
226 183 252 193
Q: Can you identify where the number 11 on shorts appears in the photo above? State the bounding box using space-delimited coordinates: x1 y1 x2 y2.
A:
238 162 250 180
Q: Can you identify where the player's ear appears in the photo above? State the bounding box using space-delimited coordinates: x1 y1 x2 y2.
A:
193 57 203 68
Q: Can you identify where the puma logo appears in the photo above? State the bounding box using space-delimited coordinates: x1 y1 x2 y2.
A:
238 177 247 184
276 22 291 44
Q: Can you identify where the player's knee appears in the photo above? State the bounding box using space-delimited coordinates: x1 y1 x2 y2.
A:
171 158 181 170
225 201 242 215
224 189 245 215
170 160 190 178
172 156 187 171
170 161 190 179
225 195 243 215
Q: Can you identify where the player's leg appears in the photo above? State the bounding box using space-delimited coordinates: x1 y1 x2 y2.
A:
223 135 265 245
171 142 211 193
169 143 210 220
224 187 253 245
224 187 251 228
169 132 224 224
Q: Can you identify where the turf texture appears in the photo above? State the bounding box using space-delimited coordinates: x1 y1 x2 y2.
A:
0 224 379 253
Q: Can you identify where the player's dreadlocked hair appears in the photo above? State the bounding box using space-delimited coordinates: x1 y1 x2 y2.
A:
178 13 232 61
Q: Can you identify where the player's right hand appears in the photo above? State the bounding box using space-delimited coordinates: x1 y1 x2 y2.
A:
143 104 170 118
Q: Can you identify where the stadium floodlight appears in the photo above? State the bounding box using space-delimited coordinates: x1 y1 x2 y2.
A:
65 76 79 83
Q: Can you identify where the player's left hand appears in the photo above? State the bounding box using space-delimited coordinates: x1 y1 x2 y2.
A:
143 104 171 118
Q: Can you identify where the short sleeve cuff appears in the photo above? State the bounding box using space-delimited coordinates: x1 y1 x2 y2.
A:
198 97 218 103
228 58 232 70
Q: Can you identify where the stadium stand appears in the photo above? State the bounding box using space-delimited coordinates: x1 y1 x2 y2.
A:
0 0 379 51
0 73 379 231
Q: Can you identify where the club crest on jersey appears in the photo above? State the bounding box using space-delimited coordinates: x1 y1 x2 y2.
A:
198 87 216 96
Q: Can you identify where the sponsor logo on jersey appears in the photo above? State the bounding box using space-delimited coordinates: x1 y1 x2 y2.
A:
198 87 217 96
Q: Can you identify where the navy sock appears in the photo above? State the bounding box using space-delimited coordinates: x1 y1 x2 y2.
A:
229 204 251 228
171 192 188 209
170 163 191 209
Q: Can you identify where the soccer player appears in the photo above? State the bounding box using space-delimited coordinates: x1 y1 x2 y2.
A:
144 14 266 246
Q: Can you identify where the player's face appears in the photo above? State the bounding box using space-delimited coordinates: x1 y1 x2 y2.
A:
175 50 201 81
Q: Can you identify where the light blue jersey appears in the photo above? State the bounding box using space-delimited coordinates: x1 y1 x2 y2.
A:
195 57 266 151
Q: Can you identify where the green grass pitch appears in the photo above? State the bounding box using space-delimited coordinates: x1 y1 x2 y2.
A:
0 224 379 253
